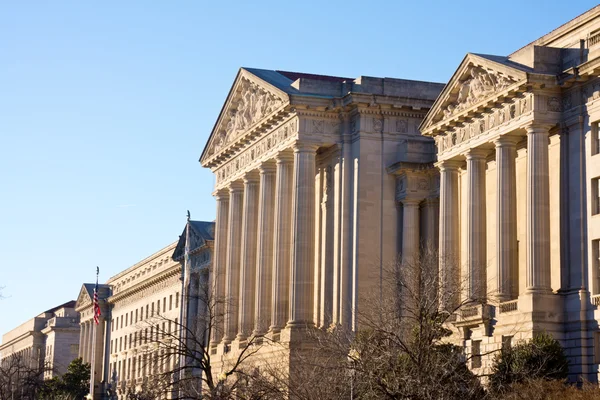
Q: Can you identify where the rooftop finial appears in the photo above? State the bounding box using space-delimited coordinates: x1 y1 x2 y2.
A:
187 210 191 222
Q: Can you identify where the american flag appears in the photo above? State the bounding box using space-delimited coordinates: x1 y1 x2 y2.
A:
93 267 101 325
93 288 101 324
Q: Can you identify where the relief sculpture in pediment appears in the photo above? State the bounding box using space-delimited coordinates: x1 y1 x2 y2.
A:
208 79 285 157
442 66 516 120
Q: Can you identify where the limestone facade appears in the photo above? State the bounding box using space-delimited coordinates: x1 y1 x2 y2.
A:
420 5 600 381
200 68 444 369
0 300 80 378
75 220 214 399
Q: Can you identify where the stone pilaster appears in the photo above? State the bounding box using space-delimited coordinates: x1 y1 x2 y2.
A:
320 165 334 329
421 198 439 253
237 171 260 341
495 136 519 300
210 190 229 347
526 125 552 293
254 161 276 336
466 148 487 301
287 142 319 329
438 160 462 309
223 181 244 344
401 199 421 266
270 151 294 332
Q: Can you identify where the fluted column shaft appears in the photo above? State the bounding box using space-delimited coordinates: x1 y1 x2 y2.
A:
320 165 334 329
401 199 421 266
287 143 319 328
526 125 551 292
237 172 260 341
466 149 487 301
270 151 294 331
495 136 519 300
254 162 276 336
210 190 229 347
421 198 439 253
438 160 462 309
223 182 244 343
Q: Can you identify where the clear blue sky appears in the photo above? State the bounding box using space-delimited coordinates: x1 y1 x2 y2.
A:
0 1 596 337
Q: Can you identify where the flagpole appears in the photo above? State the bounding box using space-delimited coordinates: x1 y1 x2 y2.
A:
89 267 99 400
178 211 191 398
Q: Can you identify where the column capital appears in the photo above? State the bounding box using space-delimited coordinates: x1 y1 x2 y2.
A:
293 141 319 153
436 159 463 171
422 197 440 207
494 135 521 147
275 149 294 164
524 123 553 135
258 160 277 174
242 170 260 184
400 198 422 207
228 181 244 193
213 188 230 200
465 147 489 160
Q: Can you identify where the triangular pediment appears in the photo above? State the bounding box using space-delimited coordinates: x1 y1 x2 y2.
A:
75 284 92 310
201 68 289 165
421 54 530 134
172 220 215 261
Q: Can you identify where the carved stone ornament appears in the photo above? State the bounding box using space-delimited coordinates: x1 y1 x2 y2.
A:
373 118 383 133
547 96 562 112
207 79 284 157
442 66 516 120
396 119 408 133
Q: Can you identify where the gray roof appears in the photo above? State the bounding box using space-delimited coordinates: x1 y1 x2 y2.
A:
172 220 215 261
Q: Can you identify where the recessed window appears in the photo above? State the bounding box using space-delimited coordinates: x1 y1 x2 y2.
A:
592 122 600 156
471 340 482 369
593 177 600 215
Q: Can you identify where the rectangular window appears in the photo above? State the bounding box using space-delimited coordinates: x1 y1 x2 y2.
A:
471 340 482 369
135 309 138 323
120 316 123 329
134 332 137 348
175 292 179 308
592 121 600 156
125 313 128 327
594 240 600 294
169 295 173 310
146 305 149 319
595 332 600 364
111 319 114 332
163 297 167 313
151 302 155 316
593 177 600 215
502 335 513 350
119 337 122 352
157 300 161 315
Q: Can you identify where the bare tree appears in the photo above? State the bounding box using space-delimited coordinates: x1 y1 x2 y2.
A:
0 351 47 400
129 275 269 400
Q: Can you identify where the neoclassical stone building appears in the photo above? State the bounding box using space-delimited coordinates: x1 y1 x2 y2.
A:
0 300 80 378
75 220 214 399
200 5 600 383
200 68 444 369
420 6 600 381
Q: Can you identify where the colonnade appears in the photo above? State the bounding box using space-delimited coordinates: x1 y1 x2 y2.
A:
79 320 95 363
211 142 323 346
438 124 552 306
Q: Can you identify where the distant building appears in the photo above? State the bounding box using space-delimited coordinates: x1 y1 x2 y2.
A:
0 300 80 378
75 220 214 400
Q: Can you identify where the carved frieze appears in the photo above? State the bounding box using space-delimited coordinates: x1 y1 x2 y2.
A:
396 119 408 133
435 94 532 154
442 66 516 120
206 78 285 158
215 119 297 186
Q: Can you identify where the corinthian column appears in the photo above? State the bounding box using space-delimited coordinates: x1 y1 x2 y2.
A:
254 161 276 336
438 159 462 309
466 148 487 301
223 181 243 344
210 189 229 347
237 172 259 341
495 136 519 300
270 151 294 332
287 142 319 329
526 125 551 292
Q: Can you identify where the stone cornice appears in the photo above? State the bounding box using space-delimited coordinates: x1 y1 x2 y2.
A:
107 264 181 307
